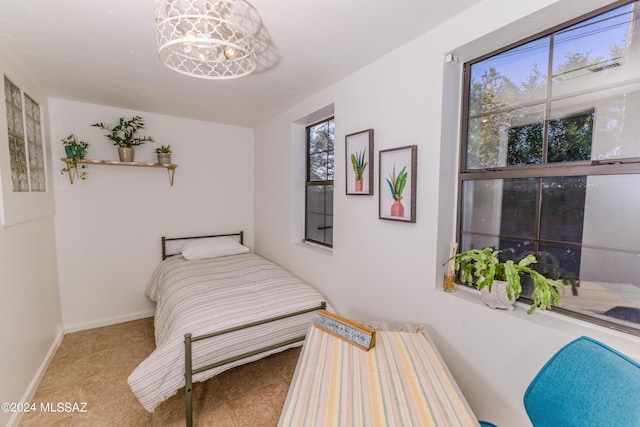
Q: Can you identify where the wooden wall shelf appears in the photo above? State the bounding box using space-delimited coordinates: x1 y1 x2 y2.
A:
61 158 178 186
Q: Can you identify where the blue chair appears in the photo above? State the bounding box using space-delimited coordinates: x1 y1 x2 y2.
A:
478 421 498 427
523 336 640 427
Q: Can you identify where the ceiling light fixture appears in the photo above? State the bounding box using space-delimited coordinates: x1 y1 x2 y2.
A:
154 0 260 79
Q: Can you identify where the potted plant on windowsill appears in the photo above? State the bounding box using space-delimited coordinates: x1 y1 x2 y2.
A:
448 247 564 314
155 144 172 165
60 134 89 182
91 115 154 162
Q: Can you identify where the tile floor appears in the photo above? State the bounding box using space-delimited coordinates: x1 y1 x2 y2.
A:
19 317 301 426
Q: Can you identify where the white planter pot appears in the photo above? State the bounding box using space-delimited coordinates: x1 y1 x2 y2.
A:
118 147 135 162
157 153 172 165
480 280 516 311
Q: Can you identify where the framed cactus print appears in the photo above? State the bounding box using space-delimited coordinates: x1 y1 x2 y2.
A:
345 129 374 195
379 145 417 222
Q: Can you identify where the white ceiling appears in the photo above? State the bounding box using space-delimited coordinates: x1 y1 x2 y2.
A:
0 0 481 128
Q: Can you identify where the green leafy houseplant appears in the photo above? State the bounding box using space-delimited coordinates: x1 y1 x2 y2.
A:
60 134 89 181
155 144 171 154
449 247 564 314
91 115 154 148
350 149 368 180
154 144 172 165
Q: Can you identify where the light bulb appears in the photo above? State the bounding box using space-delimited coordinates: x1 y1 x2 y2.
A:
223 46 237 60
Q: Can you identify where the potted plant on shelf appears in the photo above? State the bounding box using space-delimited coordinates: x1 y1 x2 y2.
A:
60 134 89 182
448 247 564 314
91 115 154 162
155 144 172 165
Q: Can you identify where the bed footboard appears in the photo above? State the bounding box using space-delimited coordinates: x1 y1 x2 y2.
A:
184 301 327 427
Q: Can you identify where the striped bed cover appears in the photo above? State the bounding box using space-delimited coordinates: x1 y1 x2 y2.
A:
279 323 479 427
127 253 328 412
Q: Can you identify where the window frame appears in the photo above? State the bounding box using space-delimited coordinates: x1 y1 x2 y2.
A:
457 0 640 336
304 116 334 248
4 76 46 193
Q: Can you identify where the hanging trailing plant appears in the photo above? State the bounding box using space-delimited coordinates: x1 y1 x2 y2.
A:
60 134 89 181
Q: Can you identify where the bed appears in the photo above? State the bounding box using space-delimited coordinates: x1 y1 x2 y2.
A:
127 232 328 426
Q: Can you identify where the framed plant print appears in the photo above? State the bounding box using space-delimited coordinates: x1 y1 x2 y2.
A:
379 145 417 222
345 129 374 195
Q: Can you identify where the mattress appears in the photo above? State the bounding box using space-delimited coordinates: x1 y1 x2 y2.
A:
128 253 327 412
279 324 479 426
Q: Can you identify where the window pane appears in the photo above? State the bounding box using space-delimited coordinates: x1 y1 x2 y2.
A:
24 94 45 192
506 105 545 166
306 184 330 214
469 37 549 116
308 152 333 181
467 104 545 169
308 120 334 154
306 212 333 246
461 179 537 239
582 174 640 252
500 178 537 238
562 169 638 329
552 4 636 96
547 108 594 163
540 176 586 243
8 134 28 192
305 184 333 245
592 88 640 160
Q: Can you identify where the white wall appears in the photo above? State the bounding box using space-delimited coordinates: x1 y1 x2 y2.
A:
254 0 640 425
50 99 254 331
0 55 63 427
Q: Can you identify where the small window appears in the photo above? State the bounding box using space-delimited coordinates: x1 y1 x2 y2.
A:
4 76 46 192
459 1 640 335
305 117 334 247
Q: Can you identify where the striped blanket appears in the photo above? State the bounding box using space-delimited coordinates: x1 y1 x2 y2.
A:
279 324 479 426
128 253 327 412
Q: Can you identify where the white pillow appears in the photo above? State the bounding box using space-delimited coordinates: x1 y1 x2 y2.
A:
180 236 249 260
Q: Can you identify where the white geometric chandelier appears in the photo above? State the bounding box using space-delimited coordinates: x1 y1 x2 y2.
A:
154 0 260 79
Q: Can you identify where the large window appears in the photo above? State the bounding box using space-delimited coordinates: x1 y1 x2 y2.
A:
459 1 640 335
305 117 334 247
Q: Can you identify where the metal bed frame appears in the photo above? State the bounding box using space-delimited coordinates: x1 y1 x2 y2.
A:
160 232 326 427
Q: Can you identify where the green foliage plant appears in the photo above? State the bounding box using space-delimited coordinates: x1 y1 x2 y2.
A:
92 115 154 148
60 134 89 180
350 149 368 180
385 164 407 201
449 247 564 314
155 144 171 154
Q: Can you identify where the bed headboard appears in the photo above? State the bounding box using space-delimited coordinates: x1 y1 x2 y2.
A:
161 231 244 260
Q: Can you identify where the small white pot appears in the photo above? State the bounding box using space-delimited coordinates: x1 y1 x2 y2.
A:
118 147 135 162
157 153 172 165
480 280 516 311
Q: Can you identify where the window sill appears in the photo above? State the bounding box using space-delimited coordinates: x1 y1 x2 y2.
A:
297 240 333 255
443 285 640 351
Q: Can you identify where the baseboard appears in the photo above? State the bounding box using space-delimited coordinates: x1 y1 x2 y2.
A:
7 327 64 427
63 310 155 333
